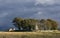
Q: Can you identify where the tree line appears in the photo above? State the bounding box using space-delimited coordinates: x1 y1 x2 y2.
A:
12 17 58 31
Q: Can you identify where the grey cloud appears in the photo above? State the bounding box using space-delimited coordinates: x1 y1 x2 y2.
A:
0 0 60 29
35 0 60 5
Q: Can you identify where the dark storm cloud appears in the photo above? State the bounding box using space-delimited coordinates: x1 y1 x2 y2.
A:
0 0 60 29
0 0 36 28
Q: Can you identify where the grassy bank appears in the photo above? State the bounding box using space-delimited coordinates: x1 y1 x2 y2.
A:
0 32 60 38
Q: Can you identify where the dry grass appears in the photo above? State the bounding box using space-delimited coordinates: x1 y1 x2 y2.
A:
0 31 60 38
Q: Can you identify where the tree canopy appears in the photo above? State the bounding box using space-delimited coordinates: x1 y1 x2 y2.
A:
12 17 58 31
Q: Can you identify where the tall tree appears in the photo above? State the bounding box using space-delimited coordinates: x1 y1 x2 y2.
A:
47 19 58 30
40 19 47 30
46 20 52 30
12 17 24 30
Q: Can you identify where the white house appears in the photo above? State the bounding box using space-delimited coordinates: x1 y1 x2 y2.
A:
9 28 15 32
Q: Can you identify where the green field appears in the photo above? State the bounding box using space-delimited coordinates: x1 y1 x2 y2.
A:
0 32 60 38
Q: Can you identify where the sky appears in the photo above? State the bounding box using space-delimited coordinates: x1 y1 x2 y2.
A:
0 0 60 30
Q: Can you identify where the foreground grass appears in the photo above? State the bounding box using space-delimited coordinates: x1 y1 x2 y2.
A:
0 32 60 38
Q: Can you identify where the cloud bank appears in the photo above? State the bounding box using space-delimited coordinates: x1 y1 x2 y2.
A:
0 0 60 29
35 0 60 5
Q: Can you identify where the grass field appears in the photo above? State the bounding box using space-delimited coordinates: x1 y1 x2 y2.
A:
0 31 60 38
